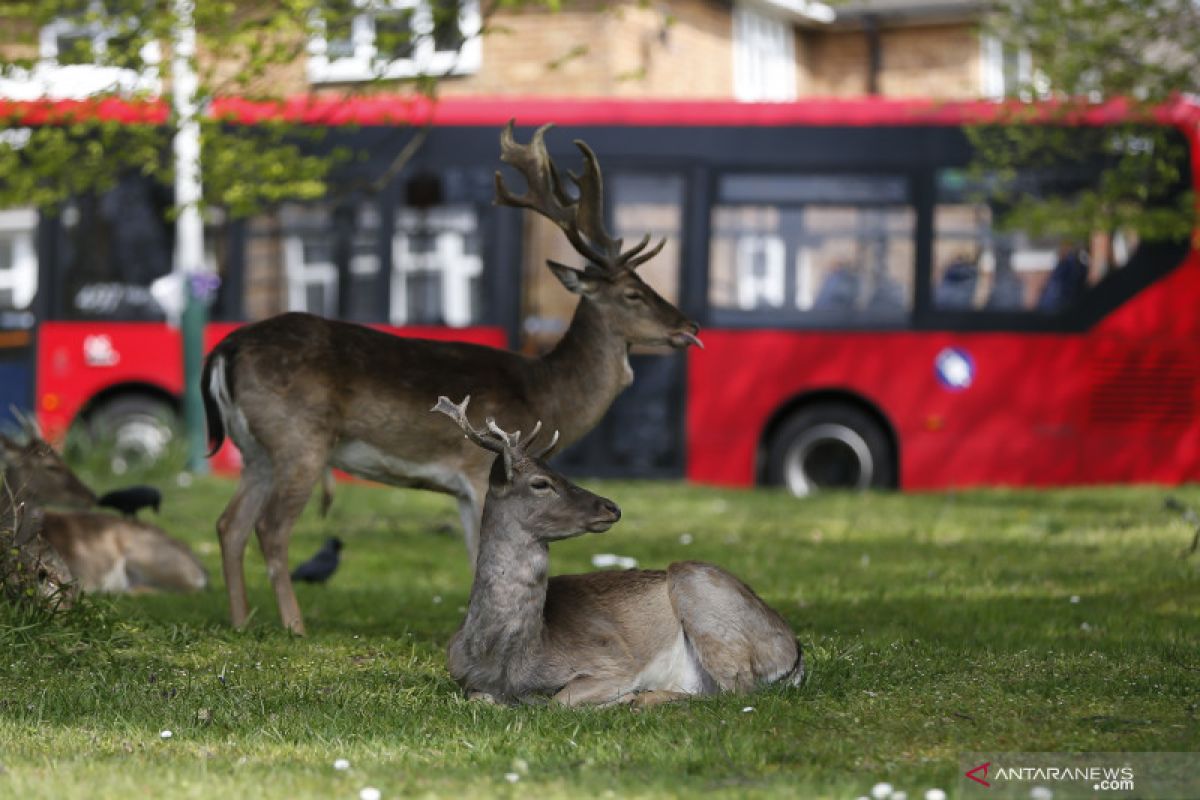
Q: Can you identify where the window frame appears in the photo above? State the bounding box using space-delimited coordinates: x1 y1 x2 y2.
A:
705 168 920 330
732 1 796 103
0 2 161 100
307 0 482 84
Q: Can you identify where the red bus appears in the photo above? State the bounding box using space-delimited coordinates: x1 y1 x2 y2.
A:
1 96 1196 492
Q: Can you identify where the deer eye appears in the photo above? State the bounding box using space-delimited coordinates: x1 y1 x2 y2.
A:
529 477 553 492
623 289 644 303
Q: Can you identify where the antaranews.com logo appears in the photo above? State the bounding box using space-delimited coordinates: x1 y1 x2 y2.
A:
959 753 1198 799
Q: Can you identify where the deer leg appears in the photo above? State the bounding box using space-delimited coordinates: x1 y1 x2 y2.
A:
455 478 484 569
216 463 271 628
553 677 637 707
666 561 803 692
629 690 691 709
254 454 326 636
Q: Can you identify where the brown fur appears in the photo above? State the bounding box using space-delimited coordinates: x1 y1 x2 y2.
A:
203 127 700 635
438 399 802 707
1 430 207 595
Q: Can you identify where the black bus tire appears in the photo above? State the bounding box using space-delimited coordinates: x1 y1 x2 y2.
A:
765 403 895 497
88 394 179 468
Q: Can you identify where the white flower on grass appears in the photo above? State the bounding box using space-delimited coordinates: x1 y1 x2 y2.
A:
1069 595 1080 604
1080 622 1092 631
432 595 443 605
741 706 754 713
924 790 947 800
504 772 520 784
159 730 173 740
359 787 381 800
333 758 350 771
891 792 907 800
679 533 694 545
1030 787 1053 800
870 783 893 800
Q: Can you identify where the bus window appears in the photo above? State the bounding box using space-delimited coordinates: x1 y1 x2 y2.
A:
0 207 37 311
276 202 381 322
932 168 1142 314
392 205 483 327
520 172 684 353
708 174 915 324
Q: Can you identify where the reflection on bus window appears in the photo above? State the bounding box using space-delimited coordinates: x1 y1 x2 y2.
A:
709 175 914 321
933 169 1141 313
60 178 174 320
275 201 484 326
0 208 37 311
279 203 380 321
520 173 683 353
392 206 483 327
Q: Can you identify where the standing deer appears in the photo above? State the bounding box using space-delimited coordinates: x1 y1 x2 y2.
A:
202 122 701 634
433 396 803 706
0 431 208 594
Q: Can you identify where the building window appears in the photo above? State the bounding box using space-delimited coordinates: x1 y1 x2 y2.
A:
308 0 482 84
0 2 160 99
732 3 796 102
980 34 1032 100
0 209 38 311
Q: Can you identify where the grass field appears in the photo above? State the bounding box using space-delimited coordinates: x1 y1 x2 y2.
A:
1 474 1198 799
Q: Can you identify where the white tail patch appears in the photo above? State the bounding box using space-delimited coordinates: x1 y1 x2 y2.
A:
209 354 257 455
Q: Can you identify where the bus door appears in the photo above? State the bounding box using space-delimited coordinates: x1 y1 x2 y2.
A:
521 171 690 479
0 207 39 430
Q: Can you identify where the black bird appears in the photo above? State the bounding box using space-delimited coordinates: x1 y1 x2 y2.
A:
96 485 162 517
291 537 343 584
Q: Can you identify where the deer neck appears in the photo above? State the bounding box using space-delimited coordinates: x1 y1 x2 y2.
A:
459 501 550 671
536 298 631 446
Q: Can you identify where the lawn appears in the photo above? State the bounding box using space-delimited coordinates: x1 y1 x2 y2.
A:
1 475 1198 799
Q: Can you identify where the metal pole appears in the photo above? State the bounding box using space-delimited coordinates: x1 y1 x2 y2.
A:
172 0 209 474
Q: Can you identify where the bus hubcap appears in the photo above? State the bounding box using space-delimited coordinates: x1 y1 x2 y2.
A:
784 423 873 497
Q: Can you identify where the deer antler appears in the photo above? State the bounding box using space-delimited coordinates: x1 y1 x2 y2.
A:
494 120 666 274
432 395 560 478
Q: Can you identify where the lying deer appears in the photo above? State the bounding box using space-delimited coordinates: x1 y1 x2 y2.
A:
202 122 701 634
0 432 208 593
1 495 76 607
434 396 804 706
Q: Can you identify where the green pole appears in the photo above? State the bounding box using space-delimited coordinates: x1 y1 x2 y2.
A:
182 280 209 475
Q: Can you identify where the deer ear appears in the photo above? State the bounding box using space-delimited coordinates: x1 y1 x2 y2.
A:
547 260 604 296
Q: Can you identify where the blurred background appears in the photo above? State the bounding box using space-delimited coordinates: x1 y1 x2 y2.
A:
0 0 1196 496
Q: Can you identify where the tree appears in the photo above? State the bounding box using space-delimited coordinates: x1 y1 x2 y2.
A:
0 0 498 469
972 0 1199 243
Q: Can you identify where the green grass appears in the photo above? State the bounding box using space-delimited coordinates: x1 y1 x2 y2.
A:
1 477 1198 798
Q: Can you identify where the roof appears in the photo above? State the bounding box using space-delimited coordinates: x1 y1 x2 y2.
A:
0 95 1196 129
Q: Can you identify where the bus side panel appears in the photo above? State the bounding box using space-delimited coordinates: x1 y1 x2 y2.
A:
37 321 186 442
687 330 1095 490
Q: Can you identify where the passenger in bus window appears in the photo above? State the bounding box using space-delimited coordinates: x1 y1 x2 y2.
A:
813 262 860 311
1037 242 1089 312
985 244 1024 310
934 253 978 309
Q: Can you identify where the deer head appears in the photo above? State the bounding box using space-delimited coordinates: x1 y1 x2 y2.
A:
495 122 702 351
0 423 97 511
433 396 621 542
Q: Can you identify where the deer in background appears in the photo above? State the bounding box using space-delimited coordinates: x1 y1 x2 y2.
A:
0 430 208 594
202 122 701 634
434 396 803 706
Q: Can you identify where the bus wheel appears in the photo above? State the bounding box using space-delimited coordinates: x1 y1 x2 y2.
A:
765 404 894 497
88 395 179 473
